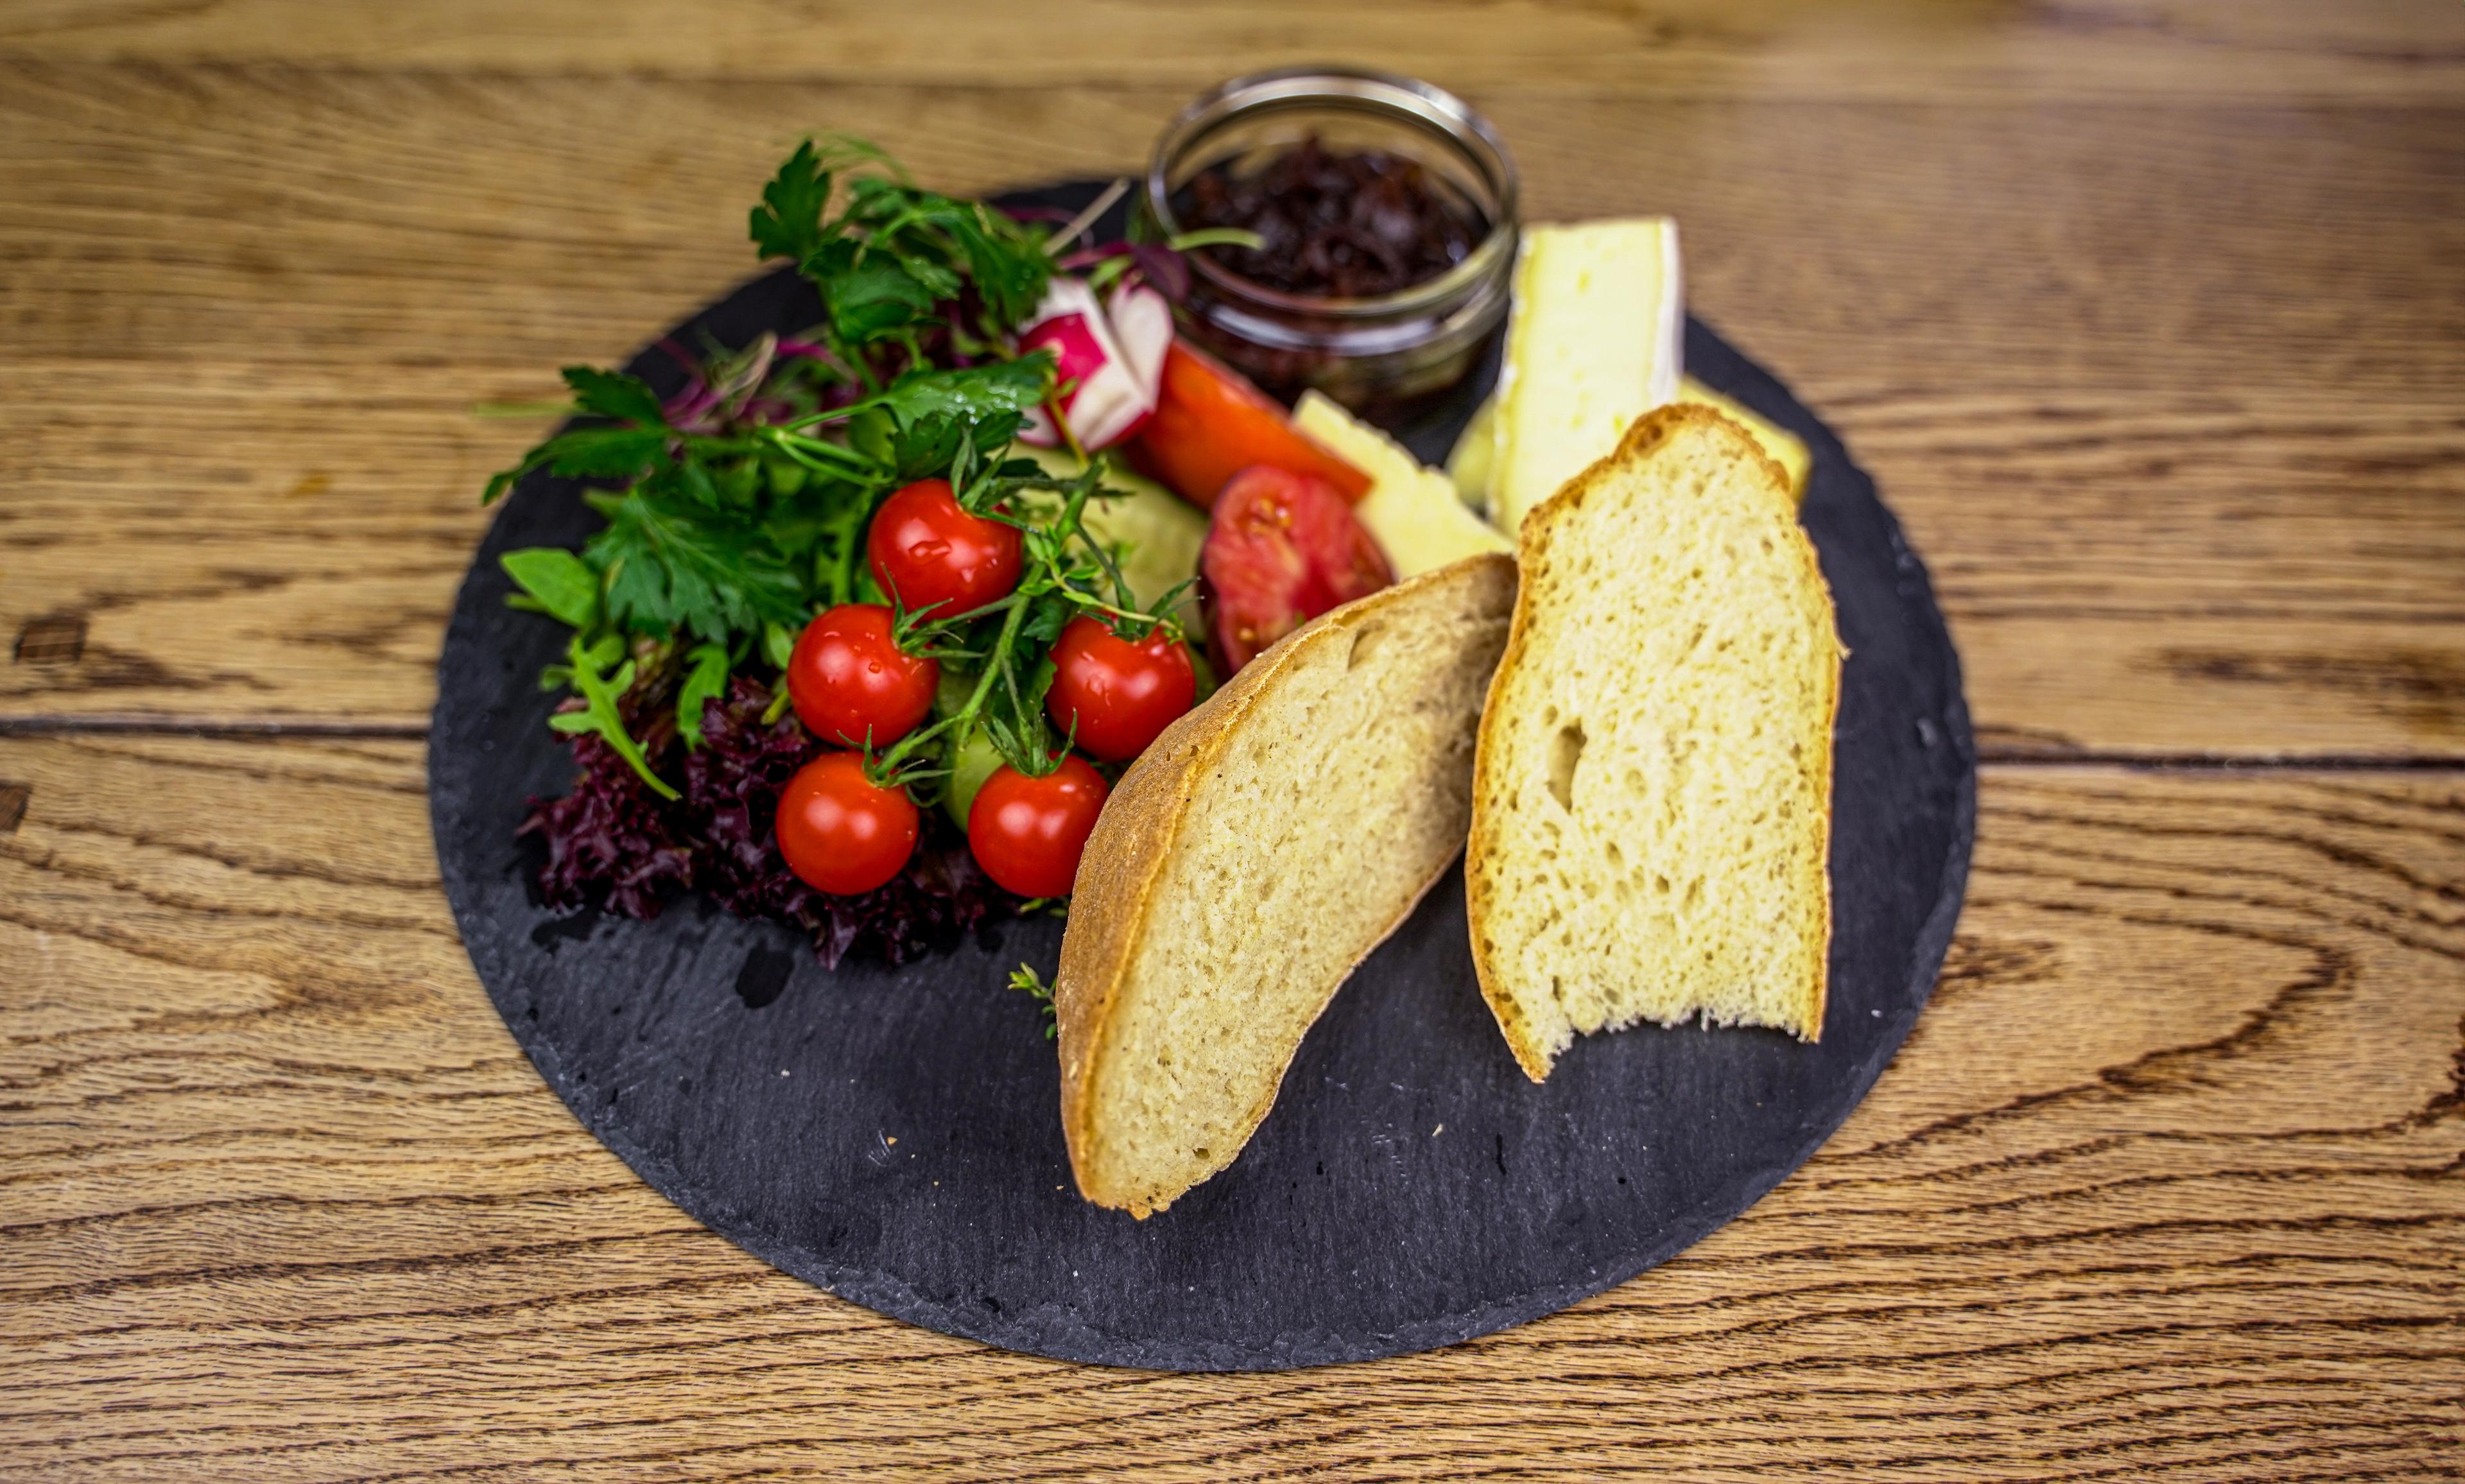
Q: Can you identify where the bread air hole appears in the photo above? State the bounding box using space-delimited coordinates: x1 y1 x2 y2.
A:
1346 621 1387 671
1545 720 1587 812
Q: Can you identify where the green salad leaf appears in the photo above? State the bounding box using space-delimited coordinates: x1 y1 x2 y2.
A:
584 487 807 644
748 139 836 264
674 641 732 750
745 136 1055 375
847 356 1053 431
562 365 668 427
546 634 678 801
501 548 600 628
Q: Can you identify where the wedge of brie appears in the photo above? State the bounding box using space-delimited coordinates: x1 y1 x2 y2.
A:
1675 380 1810 502
1292 392 1512 579
1489 218 1683 537
1449 375 1810 512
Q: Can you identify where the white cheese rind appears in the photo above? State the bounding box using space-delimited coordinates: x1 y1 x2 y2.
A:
1491 219 1683 537
1293 393 1513 579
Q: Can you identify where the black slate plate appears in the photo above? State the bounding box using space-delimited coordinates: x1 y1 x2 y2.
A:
430 182 1975 1372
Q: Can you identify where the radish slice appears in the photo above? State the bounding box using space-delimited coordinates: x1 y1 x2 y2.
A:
1107 282 1174 402
1017 278 1157 451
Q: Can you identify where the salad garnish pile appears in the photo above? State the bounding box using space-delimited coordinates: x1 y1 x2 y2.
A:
494 138 1396 974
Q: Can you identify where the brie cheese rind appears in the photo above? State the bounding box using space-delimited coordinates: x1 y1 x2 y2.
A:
1490 219 1684 537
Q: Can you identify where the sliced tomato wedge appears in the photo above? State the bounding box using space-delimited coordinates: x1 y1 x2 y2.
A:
1127 341 1371 510
1202 465 1394 673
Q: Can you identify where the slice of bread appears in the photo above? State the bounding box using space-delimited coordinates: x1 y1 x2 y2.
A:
1056 555 1519 1217
1467 404 1838 1081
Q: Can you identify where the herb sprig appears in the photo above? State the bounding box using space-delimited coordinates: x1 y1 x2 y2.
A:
750 137 1055 386
1008 964 1059 1040
871 450 1193 795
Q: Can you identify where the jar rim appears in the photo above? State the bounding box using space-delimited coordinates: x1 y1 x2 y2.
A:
1145 66 1521 321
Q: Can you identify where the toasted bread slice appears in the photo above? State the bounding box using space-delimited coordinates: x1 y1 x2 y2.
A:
1057 555 1519 1217
1467 404 1838 1080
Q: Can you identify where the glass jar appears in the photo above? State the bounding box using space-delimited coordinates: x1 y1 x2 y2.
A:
1143 67 1519 424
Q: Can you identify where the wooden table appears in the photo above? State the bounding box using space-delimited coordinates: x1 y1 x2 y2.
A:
4 3 2461 1476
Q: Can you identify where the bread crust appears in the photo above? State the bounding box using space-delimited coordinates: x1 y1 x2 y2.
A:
1466 403 1838 1081
1056 554 1519 1216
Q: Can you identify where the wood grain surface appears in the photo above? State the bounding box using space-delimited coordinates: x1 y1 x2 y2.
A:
3 1 2462 1476
6 0 2462 100
1 60 2461 752
2 737 2460 1479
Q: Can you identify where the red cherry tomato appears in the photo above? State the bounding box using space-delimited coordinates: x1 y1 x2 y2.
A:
786 603 938 748
775 752 919 896
1125 341 1371 509
1202 464 1394 672
967 756 1110 899
866 478 1023 619
1044 616 1197 762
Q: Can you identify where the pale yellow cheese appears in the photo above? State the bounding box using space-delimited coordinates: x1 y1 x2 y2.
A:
1490 218 1683 537
1451 377 1810 509
1446 395 1499 514
1293 392 1513 578
1677 379 1810 502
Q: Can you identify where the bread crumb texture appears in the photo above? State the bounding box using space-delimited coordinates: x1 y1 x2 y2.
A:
1470 405 1838 1080
1060 557 1517 1216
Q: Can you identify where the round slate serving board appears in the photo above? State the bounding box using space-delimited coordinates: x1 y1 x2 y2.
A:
430 182 1975 1372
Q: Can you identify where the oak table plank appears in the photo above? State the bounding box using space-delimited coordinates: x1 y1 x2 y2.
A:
1 64 2461 753
5 0 2462 101
4 65 2461 391
2 736 2460 1479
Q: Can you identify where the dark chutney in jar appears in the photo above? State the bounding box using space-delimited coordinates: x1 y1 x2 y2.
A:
1174 135 1488 301
1145 68 1519 428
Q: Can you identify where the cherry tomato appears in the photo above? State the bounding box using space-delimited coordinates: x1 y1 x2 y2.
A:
775 752 919 896
1126 341 1371 509
786 603 938 748
1044 616 1197 762
866 478 1023 619
968 755 1110 899
1202 464 1394 671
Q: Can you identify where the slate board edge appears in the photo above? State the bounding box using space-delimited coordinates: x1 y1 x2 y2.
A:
430 212 1974 1372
